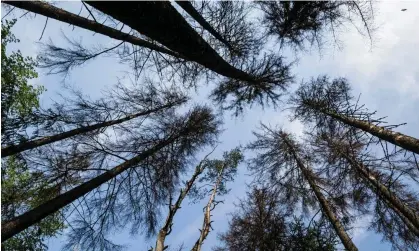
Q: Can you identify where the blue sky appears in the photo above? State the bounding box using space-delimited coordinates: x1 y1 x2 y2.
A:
2 1 419 251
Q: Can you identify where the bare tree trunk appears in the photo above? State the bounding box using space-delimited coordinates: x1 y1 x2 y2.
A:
317 107 419 154
191 164 225 251
175 1 236 52
1 101 184 157
4 1 185 59
155 156 210 251
341 152 419 231
282 137 359 251
1 136 179 242
87 2 259 83
383 196 419 237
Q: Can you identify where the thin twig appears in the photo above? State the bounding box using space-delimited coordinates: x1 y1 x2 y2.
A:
2 7 16 21
39 17 49 41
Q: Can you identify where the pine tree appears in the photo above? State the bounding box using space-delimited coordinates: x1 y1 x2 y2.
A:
248 125 358 251
1 106 221 244
215 187 338 251
290 76 419 154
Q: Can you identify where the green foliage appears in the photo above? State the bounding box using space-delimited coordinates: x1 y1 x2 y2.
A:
1 19 45 124
1 156 65 251
1 19 62 251
215 188 338 251
190 148 244 201
286 217 337 251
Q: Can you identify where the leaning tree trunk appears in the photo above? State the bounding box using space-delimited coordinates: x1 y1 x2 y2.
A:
282 137 359 251
87 2 260 83
155 159 208 251
382 197 419 237
1 134 181 242
315 106 419 155
175 1 236 52
191 164 225 251
4 1 185 59
1 100 185 157
341 152 419 231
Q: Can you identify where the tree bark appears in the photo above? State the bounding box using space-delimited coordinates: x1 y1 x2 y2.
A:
155 160 208 251
4 1 185 60
317 106 419 155
191 164 225 251
341 152 419 232
282 136 359 251
1 135 180 242
175 1 235 52
86 2 259 83
1 101 184 157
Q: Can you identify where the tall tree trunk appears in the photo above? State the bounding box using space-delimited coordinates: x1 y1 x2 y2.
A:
4 1 184 59
191 164 225 251
341 152 419 231
1 101 184 157
155 159 208 251
282 137 359 251
382 195 419 237
86 2 259 83
313 104 419 154
175 1 235 52
1 135 180 242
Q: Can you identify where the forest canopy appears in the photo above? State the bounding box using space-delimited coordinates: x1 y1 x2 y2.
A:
1 1 418 251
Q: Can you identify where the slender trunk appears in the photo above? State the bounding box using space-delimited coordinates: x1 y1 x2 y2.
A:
1 135 179 242
382 196 419 237
341 152 419 231
175 1 235 52
191 165 225 251
4 1 184 60
155 160 208 251
314 105 419 154
1 101 184 157
87 2 259 83
282 137 358 251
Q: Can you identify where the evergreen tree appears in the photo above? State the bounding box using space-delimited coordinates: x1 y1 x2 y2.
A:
215 187 338 251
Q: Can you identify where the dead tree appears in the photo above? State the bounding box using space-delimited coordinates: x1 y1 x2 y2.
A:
1 98 186 157
1 106 220 243
191 148 243 251
290 76 419 155
248 125 358 251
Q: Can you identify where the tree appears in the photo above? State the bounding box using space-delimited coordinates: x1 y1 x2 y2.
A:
5 1 293 113
257 1 374 51
1 19 45 144
215 187 338 251
175 1 236 54
1 19 65 251
153 151 213 251
308 128 419 250
191 148 243 251
1 106 221 245
248 125 358 251
290 76 419 155
1 91 187 157
1 156 65 251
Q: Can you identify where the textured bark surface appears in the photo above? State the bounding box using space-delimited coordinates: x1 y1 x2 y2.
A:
87 2 258 83
1 136 178 242
4 1 183 59
155 162 207 251
1 102 183 157
321 109 419 155
282 137 359 251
